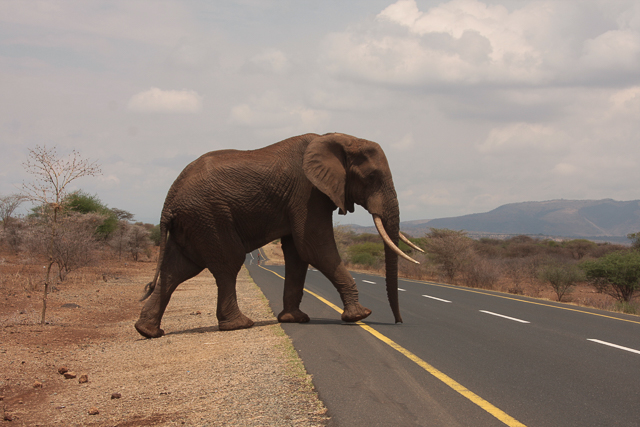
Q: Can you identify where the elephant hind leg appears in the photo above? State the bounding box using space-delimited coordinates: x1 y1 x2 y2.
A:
135 238 203 338
215 275 255 331
210 260 255 331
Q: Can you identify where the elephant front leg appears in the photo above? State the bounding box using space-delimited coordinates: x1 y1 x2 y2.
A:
301 244 371 322
334 267 372 323
278 236 310 323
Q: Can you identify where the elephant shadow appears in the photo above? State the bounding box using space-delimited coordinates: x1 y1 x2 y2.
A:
164 319 280 337
137 318 395 340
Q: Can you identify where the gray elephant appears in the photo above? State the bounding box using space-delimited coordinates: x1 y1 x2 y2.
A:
135 133 421 338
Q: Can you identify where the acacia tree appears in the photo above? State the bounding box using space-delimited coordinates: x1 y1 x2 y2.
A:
22 146 101 324
0 193 26 230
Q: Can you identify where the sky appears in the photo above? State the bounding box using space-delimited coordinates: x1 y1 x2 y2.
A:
1 0 640 227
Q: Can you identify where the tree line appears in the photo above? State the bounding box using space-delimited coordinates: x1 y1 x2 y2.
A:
335 226 640 315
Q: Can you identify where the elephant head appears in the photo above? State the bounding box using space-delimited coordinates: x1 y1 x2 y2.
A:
302 133 422 323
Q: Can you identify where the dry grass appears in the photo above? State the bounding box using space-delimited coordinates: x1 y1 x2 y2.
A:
0 249 329 426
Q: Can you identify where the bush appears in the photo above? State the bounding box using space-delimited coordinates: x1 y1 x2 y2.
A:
563 239 597 260
348 242 384 267
461 255 501 289
424 228 472 283
65 191 118 239
538 262 584 301
24 212 103 281
149 224 161 246
127 224 152 261
581 251 640 302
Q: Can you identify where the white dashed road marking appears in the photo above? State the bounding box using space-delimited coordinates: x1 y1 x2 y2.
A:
588 339 640 355
479 310 530 323
422 295 451 303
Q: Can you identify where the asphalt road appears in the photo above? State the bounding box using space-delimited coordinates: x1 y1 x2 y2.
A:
245 251 640 427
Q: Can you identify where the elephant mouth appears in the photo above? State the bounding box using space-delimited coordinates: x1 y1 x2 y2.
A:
372 215 422 264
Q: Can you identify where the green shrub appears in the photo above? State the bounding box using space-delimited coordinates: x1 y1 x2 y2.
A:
66 191 118 239
538 262 584 301
149 224 161 246
348 242 384 267
581 250 640 302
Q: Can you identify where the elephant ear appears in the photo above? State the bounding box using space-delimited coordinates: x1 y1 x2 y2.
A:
303 134 352 215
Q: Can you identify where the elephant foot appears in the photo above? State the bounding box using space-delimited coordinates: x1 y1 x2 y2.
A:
218 313 255 331
277 309 310 323
341 303 372 323
135 320 165 339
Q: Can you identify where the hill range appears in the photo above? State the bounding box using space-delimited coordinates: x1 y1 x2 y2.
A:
349 199 640 243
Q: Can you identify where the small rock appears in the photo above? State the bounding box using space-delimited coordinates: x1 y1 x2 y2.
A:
33 380 43 388
78 374 88 384
110 392 121 399
58 366 68 375
4 412 13 421
0 395 4 401
88 407 99 415
63 372 76 379
61 303 81 309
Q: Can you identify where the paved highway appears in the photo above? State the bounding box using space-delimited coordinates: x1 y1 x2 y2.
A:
245 251 640 426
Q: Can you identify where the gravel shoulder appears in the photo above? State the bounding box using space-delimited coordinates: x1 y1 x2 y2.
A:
0 254 329 426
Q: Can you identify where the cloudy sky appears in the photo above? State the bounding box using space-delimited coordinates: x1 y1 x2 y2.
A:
2 0 639 226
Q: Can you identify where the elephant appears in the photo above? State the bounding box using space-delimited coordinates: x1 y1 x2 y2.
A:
134 132 423 338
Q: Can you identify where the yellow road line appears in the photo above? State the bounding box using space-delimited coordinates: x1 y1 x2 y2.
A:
256 264 527 427
401 278 640 325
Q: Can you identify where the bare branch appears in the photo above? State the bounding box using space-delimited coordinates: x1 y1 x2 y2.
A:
22 145 102 209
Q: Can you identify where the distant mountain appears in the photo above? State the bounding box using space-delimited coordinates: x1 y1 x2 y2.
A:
348 199 640 243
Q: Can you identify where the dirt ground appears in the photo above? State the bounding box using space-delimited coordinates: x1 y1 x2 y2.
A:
0 248 329 426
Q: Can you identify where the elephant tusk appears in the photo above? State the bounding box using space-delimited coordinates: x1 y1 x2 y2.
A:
373 216 420 264
399 232 425 253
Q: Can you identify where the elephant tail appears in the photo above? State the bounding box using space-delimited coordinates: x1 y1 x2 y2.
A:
140 215 170 301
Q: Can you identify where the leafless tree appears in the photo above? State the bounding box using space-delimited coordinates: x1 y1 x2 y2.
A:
109 220 130 259
22 145 101 324
0 193 27 230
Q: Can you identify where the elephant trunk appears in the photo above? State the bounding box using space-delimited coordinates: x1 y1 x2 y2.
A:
372 194 404 324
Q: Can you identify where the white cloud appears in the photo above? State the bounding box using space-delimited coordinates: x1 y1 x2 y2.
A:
127 88 203 113
321 0 640 87
581 29 640 71
322 0 550 86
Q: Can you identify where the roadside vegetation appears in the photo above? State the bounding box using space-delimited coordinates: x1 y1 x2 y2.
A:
0 145 160 324
335 226 640 315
